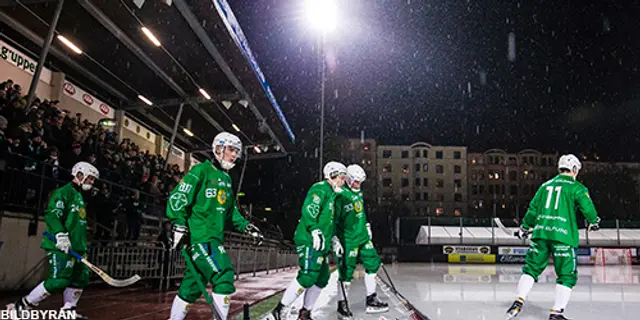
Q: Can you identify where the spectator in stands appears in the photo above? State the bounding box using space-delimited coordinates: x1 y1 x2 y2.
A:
24 133 45 172
0 116 7 159
125 190 145 242
63 143 83 170
91 183 115 245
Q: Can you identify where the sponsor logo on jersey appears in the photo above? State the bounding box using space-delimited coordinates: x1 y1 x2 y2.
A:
307 204 320 218
169 193 189 211
217 189 227 204
316 256 324 264
297 287 304 294
56 200 64 209
312 194 321 204
78 207 86 219
354 200 363 213
223 296 230 305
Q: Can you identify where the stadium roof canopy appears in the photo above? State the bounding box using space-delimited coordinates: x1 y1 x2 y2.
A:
0 0 295 160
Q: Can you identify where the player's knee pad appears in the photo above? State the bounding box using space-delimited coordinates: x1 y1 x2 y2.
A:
297 271 319 289
43 278 71 294
556 273 577 289
338 264 356 282
315 271 330 289
364 258 381 275
522 265 542 282
69 273 89 289
212 269 236 295
177 286 202 304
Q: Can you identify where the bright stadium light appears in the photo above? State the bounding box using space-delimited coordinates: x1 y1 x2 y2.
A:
183 128 194 137
304 0 338 34
138 95 153 106
141 27 161 47
199 88 211 100
232 124 241 132
57 35 83 54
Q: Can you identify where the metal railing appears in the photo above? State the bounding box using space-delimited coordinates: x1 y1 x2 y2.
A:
87 241 166 285
163 245 297 291
0 153 287 248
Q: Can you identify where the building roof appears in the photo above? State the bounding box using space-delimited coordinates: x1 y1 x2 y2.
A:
0 0 294 159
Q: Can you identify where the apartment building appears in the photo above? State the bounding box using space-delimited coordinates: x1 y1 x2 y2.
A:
376 142 468 216
467 149 558 218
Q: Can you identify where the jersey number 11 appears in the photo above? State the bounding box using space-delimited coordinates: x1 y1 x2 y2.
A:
545 186 562 210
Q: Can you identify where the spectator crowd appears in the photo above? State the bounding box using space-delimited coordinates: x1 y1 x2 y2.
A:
0 78 285 245
0 79 185 242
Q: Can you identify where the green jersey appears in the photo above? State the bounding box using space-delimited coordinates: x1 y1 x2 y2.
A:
41 183 88 252
523 174 599 247
167 161 250 244
293 181 337 253
336 186 369 246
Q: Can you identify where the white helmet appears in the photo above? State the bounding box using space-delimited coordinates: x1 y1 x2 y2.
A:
324 161 347 180
323 161 347 192
212 132 242 170
72 161 99 191
346 164 366 191
558 154 582 173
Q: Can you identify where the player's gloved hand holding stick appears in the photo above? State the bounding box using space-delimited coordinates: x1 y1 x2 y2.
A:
515 227 531 240
311 229 325 251
172 225 188 249
587 217 601 231
55 232 71 254
245 223 264 246
331 236 344 257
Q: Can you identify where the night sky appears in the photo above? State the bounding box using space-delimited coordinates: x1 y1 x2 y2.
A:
232 0 640 160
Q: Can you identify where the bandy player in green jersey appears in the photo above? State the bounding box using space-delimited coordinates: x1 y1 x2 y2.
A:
270 161 348 320
167 132 263 320
506 154 600 320
6 162 99 320
335 164 388 319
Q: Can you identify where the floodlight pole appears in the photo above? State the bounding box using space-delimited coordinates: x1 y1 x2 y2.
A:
236 145 250 197
26 0 65 108
318 33 326 180
165 103 185 170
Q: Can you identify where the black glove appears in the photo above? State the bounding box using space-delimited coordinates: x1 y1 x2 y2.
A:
245 223 264 246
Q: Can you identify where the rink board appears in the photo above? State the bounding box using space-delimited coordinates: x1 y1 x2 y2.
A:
393 244 640 265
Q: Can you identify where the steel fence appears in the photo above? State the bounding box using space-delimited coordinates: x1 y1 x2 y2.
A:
164 245 297 290
83 242 298 291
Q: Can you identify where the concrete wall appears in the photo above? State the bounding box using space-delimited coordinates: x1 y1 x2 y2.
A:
0 213 48 290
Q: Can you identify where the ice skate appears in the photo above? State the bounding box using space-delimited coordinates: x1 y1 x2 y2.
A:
549 309 571 320
506 299 524 319
297 307 313 320
5 297 35 320
337 300 353 320
62 306 89 320
270 303 287 320
365 293 389 313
